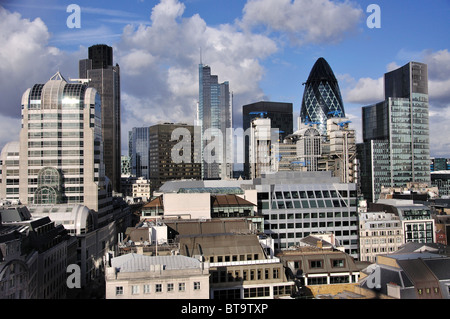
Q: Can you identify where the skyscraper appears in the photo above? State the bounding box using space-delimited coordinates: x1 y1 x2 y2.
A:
129 127 150 179
18 72 111 217
300 57 345 135
79 44 121 193
242 101 293 179
198 64 232 180
358 62 430 202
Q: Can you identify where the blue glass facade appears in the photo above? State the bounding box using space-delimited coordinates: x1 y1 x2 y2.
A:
129 127 150 179
198 64 231 179
300 58 345 135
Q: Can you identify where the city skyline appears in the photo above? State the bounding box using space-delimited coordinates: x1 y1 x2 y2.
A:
1 0 449 159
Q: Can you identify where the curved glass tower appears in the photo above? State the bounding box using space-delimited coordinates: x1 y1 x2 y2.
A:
300 57 345 135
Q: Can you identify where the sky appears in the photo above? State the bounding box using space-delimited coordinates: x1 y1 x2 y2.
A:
1 0 450 159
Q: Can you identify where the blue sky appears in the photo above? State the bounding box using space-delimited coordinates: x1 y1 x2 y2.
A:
1 0 450 157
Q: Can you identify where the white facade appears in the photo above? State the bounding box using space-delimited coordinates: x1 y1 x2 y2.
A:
105 254 210 299
249 118 276 179
359 211 403 262
18 72 112 221
163 193 211 219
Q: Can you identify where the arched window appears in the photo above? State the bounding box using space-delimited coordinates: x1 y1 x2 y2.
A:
34 186 60 204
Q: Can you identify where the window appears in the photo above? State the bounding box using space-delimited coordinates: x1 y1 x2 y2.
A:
310 260 323 269
116 286 123 295
131 285 139 295
194 282 201 290
156 284 162 293
179 283 186 292
144 284 150 294
332 259 345 268
167 283 174 292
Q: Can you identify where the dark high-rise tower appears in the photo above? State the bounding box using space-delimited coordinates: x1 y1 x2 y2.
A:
79 44 121 193
357 62 430 203
300 57 345 135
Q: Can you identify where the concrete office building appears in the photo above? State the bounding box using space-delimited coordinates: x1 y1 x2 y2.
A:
18 72 113 220
358 62 430 203
79 44 121 193
243 101 293 179
198 64 232 180
156 171 359 259
249 117 277 179
149 122 202 193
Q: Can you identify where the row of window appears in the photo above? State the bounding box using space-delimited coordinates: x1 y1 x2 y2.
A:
211 268 281 283
116 281 201 295
267 211 357 220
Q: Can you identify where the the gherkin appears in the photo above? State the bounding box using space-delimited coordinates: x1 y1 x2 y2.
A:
300 57 345 135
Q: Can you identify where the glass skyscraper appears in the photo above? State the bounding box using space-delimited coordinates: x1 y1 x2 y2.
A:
129 127 150 179
300 57 345 135
198 64 232 180
358 62 430 202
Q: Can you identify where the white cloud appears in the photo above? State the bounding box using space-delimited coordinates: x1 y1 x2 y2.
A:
240 0 363 45
115 0 278 154
0 7 69 119
344 76 384 105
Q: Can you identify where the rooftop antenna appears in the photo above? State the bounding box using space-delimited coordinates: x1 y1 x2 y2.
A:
200 47 203 65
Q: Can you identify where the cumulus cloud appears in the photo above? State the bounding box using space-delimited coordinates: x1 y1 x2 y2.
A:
115 0 278 153
344 76 384 105
0 7 83 120
240 0 363 45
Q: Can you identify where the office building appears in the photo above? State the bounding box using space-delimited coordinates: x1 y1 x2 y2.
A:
149 122 201 194
79 44 121 193
156 171 359 258
198 64 232 180
129 127 150 179
243 101 293 178
105 254 210 299
18 72 112 216
359 211 403 262
357 62 431 203
300 57 346 136
0 141 20 203
369 199 435 244
249 117 277 178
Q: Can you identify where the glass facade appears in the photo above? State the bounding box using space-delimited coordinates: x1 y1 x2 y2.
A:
300 58 345 135
129 127 150 179
198 64 231 179
358 62 431 203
